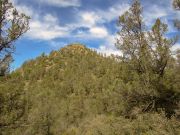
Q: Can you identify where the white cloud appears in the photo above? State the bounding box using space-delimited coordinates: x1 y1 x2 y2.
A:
172 43 180 51
143 4 173 27
96 33 122 56
105 35 116 47
11 1 70 40
95 45 122 56
68 3 130 40
14 4 109 41
72 27 109 40
67 11 108 39
39 0 81 7
67 11 103 29
49 41 67 48
44 14 58 23
24 10 70 40
28 20 68 40
81 12 102 26
97 3 130 22
12 0 129 43
89 27 108 38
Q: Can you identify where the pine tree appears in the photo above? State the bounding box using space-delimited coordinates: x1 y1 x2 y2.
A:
0 0 29 132
0 0 29 75
116 0 179 118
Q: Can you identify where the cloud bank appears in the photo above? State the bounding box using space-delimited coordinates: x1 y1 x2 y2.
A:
11 0 180 55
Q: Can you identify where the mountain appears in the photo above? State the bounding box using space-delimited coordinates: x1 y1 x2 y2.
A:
0 44 179 135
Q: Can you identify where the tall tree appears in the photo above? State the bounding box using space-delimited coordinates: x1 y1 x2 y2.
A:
116 0 179 118
0 0 29 132
0 0 29 75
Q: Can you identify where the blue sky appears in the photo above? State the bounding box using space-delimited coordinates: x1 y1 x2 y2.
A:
11 0 180 70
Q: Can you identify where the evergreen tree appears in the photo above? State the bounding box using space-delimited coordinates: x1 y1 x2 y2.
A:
0 0 29 132
0 0 29 75
116 0 179 118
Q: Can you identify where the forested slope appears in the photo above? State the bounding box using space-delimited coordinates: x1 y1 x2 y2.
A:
0 44 180 135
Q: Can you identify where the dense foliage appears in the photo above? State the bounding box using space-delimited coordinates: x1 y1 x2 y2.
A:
0 43 179 135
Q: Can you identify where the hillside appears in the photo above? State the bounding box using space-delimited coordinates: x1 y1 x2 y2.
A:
0 44 180 135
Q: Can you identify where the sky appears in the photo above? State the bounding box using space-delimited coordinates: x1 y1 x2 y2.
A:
11 0 180 70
